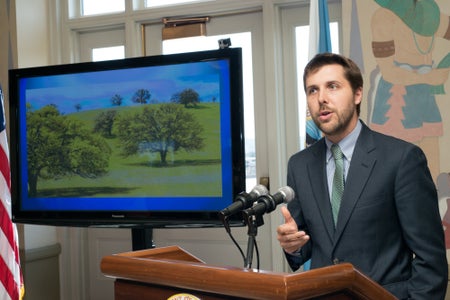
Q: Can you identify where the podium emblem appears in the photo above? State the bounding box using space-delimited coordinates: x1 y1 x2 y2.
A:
167 293 201 300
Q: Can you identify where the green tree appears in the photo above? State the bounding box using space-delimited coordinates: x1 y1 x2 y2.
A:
111 94 123 106
170 92 180 103
132 89 151 105
27 105 112 196
116 103 204 165
177 88 200 108
93 110 117 138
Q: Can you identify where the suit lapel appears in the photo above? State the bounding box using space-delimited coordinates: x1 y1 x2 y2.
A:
307 140 335 242
333 125 377 243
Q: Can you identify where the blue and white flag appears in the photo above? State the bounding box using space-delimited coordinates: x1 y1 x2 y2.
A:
306 0 332 145
308 0 332 59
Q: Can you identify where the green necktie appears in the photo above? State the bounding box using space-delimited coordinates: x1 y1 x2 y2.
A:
331 144 344 226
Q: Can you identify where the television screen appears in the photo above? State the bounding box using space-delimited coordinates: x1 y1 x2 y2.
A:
9 48 245 228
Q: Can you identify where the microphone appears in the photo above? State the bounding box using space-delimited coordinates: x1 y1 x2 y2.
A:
219 184 269 218
242 186 295 217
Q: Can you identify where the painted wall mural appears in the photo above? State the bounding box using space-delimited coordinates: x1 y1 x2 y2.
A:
360 0 450 252
368 0 450 182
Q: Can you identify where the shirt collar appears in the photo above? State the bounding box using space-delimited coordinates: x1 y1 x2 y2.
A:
326 120 362 162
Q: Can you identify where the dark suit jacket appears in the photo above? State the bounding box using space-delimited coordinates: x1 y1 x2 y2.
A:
286 122 448 300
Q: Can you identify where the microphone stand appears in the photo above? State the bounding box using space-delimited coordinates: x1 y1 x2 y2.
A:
243 212 264 269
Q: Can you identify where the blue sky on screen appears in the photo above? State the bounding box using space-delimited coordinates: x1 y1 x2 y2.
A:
23 60 225 114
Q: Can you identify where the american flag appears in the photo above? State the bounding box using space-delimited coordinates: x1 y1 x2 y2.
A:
0 87 24 300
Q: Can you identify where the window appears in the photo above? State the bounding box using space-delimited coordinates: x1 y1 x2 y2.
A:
92 46 125 61
145 0 211 8
81 0 125 16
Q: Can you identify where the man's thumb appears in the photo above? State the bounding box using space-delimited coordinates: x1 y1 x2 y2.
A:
281 206 294 224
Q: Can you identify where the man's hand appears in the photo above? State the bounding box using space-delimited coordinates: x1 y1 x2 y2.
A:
277 206 310 254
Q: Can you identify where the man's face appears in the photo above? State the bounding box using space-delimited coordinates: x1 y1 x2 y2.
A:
305 64 362 143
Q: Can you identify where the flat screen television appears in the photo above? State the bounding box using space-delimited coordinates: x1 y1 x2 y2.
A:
9 48 246 229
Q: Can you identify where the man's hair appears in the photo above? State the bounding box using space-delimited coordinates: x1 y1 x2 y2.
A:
303 52 363 115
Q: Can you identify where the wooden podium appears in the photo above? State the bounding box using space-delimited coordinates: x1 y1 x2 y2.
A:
100 245 396 300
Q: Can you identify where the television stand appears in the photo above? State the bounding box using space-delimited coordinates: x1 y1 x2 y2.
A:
131 228 155 250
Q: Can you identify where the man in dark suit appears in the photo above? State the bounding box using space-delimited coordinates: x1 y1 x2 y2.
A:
277 53 448 299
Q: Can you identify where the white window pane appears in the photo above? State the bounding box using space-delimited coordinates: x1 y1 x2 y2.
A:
163 33 257 188
82 0 125 16
295 22 339 149
92 46 125 62
145 0 210 8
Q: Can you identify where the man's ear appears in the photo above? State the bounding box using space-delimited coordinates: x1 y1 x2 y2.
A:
354 87 363 105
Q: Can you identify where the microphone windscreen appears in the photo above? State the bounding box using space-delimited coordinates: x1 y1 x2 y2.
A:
279 186 295 203
252 184 269 197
